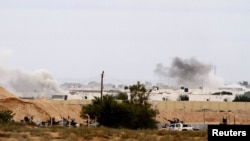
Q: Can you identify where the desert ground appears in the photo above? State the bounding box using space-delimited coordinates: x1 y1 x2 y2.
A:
0 86 249 141
0 86 250 126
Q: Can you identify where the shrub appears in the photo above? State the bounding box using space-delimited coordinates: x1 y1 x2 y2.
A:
81 81 158 129
0 110 15 123
233 95 250 102
115 92 128 100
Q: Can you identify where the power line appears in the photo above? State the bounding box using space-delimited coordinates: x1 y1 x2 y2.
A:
80 74 101 84
104 73 129 85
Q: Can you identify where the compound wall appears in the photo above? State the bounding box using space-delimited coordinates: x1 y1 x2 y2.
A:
154 101 250 112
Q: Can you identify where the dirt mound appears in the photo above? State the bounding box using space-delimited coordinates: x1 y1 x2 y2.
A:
0 86 16 99
31 98 83 123
0 97 50 122
0 86 84 124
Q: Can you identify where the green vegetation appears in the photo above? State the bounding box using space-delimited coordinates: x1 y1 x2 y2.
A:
244 91 250 98
233 95 250 102
81 81 158 129
233 91 250 102
115 92 128 100
0 110 15 123
128 81 151 105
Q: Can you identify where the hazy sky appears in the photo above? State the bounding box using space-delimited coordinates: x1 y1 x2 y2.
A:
0 0 250 85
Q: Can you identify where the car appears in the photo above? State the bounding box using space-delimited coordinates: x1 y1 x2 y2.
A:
160 122 196 131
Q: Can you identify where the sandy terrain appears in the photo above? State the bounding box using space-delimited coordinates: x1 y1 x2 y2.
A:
0 86 250 126
0 86 84 124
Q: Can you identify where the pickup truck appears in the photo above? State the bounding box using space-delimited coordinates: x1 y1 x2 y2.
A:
160 122 195 131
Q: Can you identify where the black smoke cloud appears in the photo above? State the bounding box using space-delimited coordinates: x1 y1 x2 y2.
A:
154 57 224 88
153 63 168 82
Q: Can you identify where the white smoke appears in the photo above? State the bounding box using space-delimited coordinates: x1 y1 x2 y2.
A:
8 69 66 98
154 57 225 88
0 49 66 98
0 49 13 83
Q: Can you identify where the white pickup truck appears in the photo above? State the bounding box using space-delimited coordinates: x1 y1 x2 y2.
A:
160 122 195 131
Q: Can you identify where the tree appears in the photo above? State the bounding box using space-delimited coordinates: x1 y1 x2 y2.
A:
233 95 250 102
126 81 157 129
115 92 128 101
81 95 132 128
233 91 250 102
81 81 158 129
243 91 250 98
129 81 151 105
0 110 15 123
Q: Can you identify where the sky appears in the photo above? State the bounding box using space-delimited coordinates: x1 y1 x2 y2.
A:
0 0 250 88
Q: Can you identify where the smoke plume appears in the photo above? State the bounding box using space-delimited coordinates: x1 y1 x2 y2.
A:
7 69 66 98
153 63 168 82
0 51 66 98
154 57 224 88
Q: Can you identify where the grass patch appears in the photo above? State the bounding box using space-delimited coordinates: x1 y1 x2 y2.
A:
0 122 207 141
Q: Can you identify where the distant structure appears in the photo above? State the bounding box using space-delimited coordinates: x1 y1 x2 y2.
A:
51 95 68 100
19 97 34 100
54 80 249 102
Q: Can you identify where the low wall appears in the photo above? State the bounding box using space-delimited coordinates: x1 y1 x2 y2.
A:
154 101 250 112
51 99 92 105
53 99 250 112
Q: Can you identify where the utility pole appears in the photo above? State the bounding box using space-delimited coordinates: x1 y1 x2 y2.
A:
101 71 104 101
